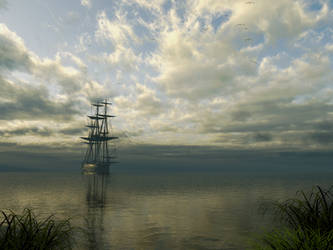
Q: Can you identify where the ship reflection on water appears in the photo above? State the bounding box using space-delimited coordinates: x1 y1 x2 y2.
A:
84 167 108 208
83 166 110 250
80 100 117 249
0 167 329 249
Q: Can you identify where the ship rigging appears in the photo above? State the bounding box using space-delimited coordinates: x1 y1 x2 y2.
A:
81 100 118 174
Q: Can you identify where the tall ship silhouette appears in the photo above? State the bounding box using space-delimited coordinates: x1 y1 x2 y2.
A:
81 100 118 174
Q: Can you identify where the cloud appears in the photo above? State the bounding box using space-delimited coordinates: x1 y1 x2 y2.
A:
325 43 333 51
81 0 91 8
135 83 163 115
117 0 332 151
0 23 33 72
95 10 137 46
146 0 329 102
81 80 114 102
315 121 333 131
190 0 328 42
0 124 85 138
151 31 241 100
94 45 141 72
0 0 7 9
308 132 333 145
75 33 92 52
113 83 163 117
0 23 91 95
60 127 85 135
0 127 52 137
0 76 79 120
0 23 106 150
93 10 144 72
1 1 333 155
252 133 273 142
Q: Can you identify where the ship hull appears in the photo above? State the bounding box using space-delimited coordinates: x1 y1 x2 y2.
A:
82 162 110 175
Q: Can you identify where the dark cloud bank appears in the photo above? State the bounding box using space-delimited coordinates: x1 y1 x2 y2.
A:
1 143 332 173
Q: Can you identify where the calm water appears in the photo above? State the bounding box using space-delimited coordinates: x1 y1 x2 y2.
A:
0 169 332 249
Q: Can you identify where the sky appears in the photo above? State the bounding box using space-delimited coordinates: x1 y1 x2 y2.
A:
0 0 333 170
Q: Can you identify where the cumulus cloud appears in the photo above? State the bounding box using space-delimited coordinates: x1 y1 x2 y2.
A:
0 23 33 72
93 10 144 73
114 83 163 116
0 23 108 148
114 0 331 151
112 83 163 139
1 0 333 154
0 23 90 95
0 76 78 120
135 83 163 115
149 0 329 102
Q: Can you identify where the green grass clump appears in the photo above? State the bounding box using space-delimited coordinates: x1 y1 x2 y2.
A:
0 208 74 250
256 228 333 250
255 186 333 250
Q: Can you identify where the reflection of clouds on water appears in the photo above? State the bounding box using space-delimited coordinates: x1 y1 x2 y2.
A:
0 171 332 249
98 173 288 249
105 190 252 249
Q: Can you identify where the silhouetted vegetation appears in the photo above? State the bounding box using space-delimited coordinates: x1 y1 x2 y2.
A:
254 186 333 249
0 208 74 250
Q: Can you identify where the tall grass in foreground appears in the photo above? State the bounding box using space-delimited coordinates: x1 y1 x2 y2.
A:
0 208 74 250
254 186 333 250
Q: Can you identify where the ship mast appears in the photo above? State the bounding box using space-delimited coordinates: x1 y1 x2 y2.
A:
81 99 118 171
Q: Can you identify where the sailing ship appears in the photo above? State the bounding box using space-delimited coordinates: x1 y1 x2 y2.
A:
81 100 118 174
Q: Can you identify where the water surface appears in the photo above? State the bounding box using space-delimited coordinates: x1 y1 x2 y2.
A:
0 169 332 249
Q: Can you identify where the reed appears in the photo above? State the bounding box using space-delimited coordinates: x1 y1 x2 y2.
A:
256 228 333 250
0 208 74 250
255 186 333 249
